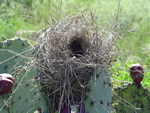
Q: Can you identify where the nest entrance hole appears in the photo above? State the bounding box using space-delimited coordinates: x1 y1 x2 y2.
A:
69 37 86 57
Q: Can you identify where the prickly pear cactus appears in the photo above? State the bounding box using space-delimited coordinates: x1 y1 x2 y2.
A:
85 66 112 113
0 38 32 113
113 83 150 113
0 95 9 113
0 38 49 113
10 64 49 113
0 38 32 73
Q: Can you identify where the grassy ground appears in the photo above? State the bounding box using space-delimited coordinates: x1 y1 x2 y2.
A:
0 0 150 87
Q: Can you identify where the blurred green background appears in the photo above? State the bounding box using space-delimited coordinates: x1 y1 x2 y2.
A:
0 0 150 87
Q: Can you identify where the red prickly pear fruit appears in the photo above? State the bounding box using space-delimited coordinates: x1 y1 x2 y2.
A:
130 64 144 84
0 73 14 82
0 74 14 95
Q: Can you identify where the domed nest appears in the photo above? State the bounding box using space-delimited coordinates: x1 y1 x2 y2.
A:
35 13 115 112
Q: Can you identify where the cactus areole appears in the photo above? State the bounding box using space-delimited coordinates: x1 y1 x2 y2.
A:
0 74 14 95
130 64 144 84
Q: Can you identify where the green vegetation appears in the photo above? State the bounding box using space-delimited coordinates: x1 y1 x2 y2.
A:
111 60 150 89
0 0 150 88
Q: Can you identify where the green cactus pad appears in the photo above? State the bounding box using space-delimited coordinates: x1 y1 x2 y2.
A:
0 95 10 113
113 83 150 113
85 66 112 113
0 38 33 113
10 64 49 113
0 38 32 74
0 38 49 112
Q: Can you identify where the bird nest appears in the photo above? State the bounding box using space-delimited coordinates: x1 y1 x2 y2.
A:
35 13 115 111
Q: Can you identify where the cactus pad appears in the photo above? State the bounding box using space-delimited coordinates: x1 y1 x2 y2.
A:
113 83 150 113
0 95 9 113
0 38 32 74
0 38 49 112
10 64 49 113
0 38 33 113
85 66 112 113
